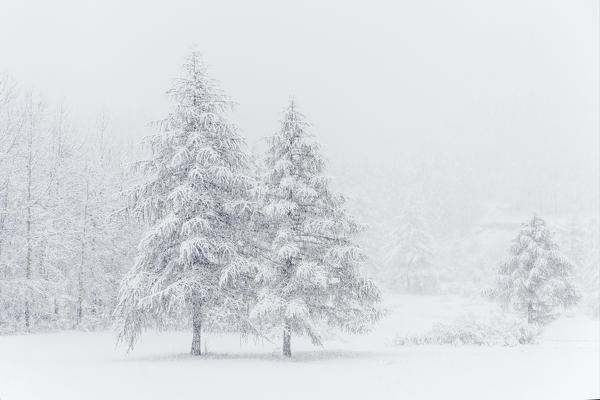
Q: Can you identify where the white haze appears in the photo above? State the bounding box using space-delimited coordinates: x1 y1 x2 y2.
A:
1 0 598 221
1 2 599 399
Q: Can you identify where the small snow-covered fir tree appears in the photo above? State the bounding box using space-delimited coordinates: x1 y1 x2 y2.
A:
383 202 438 294
252 99 380 357
496 215 580 324
115 52 256 355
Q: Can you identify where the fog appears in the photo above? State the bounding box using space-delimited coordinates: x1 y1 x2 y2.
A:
1 0 598 219
1 2 599 398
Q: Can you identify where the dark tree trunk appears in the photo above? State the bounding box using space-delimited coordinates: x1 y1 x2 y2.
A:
24 301 30 331
283 319 292 358
527 303 533 324
190 297 202 356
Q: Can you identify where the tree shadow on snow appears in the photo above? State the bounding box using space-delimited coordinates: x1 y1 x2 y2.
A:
122 349 384 363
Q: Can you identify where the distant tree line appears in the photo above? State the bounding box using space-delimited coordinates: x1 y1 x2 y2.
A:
0 78 140 332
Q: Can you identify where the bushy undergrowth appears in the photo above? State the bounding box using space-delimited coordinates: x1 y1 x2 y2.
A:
394 314 540 346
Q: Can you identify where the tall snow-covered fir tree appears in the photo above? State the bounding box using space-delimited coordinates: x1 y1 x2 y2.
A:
114 52 256 355
496 215 580 324
252 99 380 357
383 202 438 294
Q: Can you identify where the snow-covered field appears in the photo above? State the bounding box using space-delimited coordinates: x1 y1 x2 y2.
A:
1 295 598 400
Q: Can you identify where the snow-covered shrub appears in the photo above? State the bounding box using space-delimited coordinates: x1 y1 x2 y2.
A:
394 314 540 346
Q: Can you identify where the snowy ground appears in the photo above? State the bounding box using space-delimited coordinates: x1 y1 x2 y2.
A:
0 295 598 400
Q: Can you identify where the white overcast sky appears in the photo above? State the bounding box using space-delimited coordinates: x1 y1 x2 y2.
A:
1 0 598 213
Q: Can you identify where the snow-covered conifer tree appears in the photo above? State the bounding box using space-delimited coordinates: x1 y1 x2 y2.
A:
496 215 580 324
252 100 380 357
115 52 255 355
383 202 438 293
